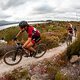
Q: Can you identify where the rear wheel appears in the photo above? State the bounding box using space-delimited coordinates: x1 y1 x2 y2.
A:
3 50 22 65
34 43 47 58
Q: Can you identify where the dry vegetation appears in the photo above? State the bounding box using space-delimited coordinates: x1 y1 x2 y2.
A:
0 21 80 80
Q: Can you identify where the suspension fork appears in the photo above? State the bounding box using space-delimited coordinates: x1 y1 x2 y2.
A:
12 48 19 61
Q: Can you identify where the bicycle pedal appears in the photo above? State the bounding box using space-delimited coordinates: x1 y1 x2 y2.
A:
33 52 36 57
24 54 29 57
30 53 35 57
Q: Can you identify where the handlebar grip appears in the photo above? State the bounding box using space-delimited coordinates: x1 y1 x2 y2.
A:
13 37 17 41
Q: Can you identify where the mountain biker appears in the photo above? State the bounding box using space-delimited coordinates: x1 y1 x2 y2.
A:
67 23 73 35
14 21 41 56
67 23 73 42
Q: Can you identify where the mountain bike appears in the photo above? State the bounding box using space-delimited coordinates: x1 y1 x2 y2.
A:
66 33 73 46
3 41 47 65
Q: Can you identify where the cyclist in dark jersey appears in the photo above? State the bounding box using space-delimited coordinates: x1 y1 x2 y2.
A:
66 23 73 43
14 21 41 56
67 23 73 34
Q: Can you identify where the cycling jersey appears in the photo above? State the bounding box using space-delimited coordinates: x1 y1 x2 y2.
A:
20 25 41 44
27 26 40 38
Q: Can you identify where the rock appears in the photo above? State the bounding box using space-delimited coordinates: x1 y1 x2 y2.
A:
57 64 80 80
0 45 15 56
70 55 80 63
31 74 42 80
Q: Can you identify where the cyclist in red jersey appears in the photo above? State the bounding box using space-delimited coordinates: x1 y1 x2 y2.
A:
14 21 41 56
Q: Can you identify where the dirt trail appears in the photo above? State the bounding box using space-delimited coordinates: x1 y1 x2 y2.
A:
0 36 75 77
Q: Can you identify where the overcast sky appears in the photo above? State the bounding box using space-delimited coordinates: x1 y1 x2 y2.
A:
0 0 80 21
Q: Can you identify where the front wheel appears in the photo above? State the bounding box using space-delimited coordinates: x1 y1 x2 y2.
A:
34 43 47 58
66 34 72 47
3 50 22 65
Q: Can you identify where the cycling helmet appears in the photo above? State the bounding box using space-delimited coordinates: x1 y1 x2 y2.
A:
19 21 29 28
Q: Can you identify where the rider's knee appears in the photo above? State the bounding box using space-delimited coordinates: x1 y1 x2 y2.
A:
22 42 33 49
26 45 30 49
23 45 31 49
22 44 28 49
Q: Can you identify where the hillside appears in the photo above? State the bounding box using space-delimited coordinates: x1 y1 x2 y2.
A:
0 36 80 80
0 20 18 26
0 21 80 80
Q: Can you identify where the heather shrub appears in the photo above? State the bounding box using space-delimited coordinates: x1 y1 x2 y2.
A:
41 33 59 49
55 72 68 80
3 69 30 80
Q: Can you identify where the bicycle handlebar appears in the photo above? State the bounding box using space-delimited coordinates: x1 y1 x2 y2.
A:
13 40 22 48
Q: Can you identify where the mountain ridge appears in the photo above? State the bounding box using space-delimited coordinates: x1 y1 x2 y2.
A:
0 20 18 26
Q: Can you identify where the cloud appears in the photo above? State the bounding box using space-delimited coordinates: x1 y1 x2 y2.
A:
0 14 10 19
2 0 27 10
0 10 11 19
0 0 80 21
1 0 40 10
31 4 55 15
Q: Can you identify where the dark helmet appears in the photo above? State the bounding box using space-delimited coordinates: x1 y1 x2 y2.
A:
19 21 29 28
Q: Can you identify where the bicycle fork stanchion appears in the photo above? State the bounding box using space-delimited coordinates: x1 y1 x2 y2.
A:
12 49 18 61
12 43 22 61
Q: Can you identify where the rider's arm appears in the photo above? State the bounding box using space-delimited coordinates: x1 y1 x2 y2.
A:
22 27 33 48
16 29 24 38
